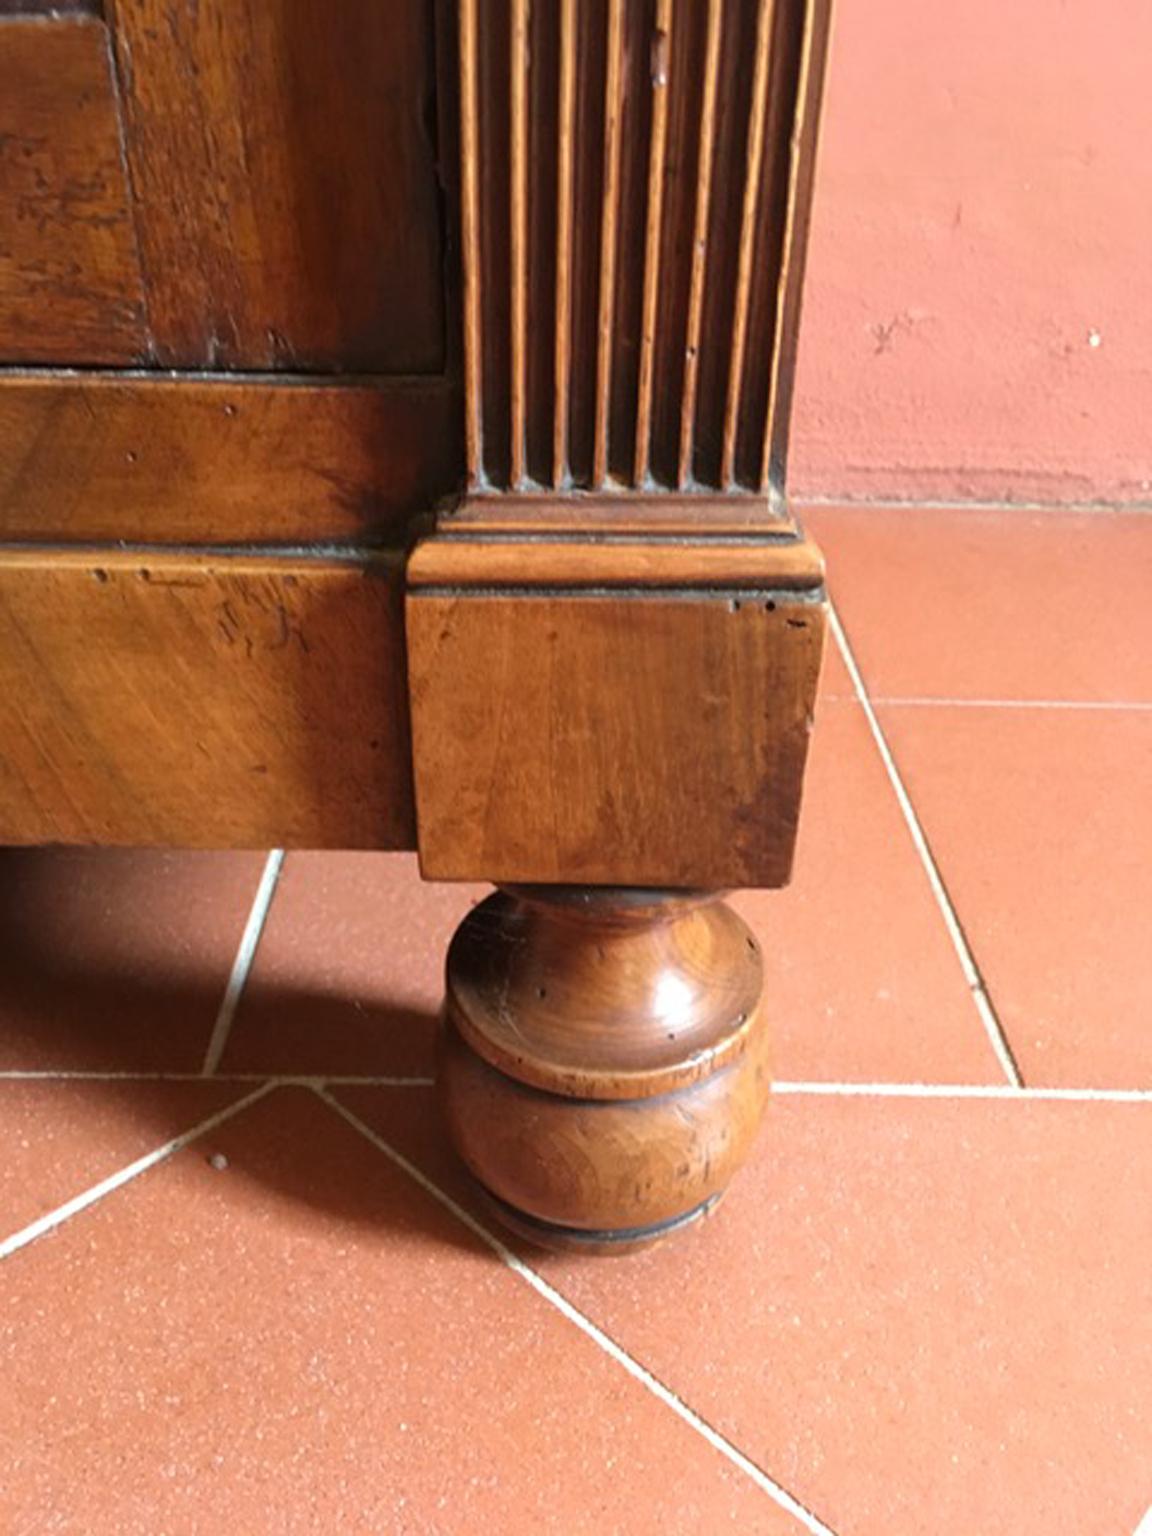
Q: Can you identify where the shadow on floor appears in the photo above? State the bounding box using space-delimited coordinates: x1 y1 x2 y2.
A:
0 848 477 1256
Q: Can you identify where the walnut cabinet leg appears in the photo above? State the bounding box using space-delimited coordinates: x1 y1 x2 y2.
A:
405 1 832 1252
437 887 769 1253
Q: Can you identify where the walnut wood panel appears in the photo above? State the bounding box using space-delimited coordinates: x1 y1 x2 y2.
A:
0 551 415 847
0 13 147 364
106 0 444 372
458 0 829 497
407 587 825 888
0 374 460 544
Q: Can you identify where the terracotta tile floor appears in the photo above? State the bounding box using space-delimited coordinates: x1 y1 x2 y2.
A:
2 507 1150 1534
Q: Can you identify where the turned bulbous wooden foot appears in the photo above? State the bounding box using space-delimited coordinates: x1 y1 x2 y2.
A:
437 886 769 1254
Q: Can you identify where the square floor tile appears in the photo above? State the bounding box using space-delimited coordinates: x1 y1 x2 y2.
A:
221 853 484 1079
345 1085 1152 1536
0 850 265 1072
736 700 1001 1084
807 505 1152 703
0 1079 247 1240
0 1085 802 1535
879 704 1152 1087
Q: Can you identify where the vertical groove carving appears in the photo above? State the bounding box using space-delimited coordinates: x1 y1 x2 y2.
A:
677 0 723 491
509 0 530 487
592 0 626 489
458 0 828 499
458 0 483 484
762 0 831 494
721 0 774 491
633 0 672 488
553 0 578 488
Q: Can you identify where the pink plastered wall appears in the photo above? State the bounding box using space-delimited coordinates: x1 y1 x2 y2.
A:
791 0 1152 506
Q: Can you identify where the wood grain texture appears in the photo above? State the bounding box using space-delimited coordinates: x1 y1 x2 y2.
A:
0 374 460 544
107 0 444 371
592 0 626 488
762 0 834 490
632 0 672 487
509 0 530 486
0 550 415 847
552 0 577 486
677 0 724 488
0 13 146 363
439 886 771 1250
407 528 824 589
407 584 825 887
440 490 794 534
721 0 775 489
458 0 484 480
457 0 828 495
449 887 760 1098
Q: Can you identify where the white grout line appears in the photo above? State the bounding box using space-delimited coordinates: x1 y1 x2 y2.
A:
0 1083 275 1262
829 603 1024 1089
317 1088 840 1536
2 1071 1148 1102
0 1070 225 1082
0 1071 436 1086
868 696 1152 713
1133 1504 1152 1536
312 1075 438 1087
201 850 285 1076
772 1080 1152 1104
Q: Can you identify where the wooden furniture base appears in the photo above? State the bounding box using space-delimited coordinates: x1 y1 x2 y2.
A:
0 3 832 1257
438 887 770 1254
